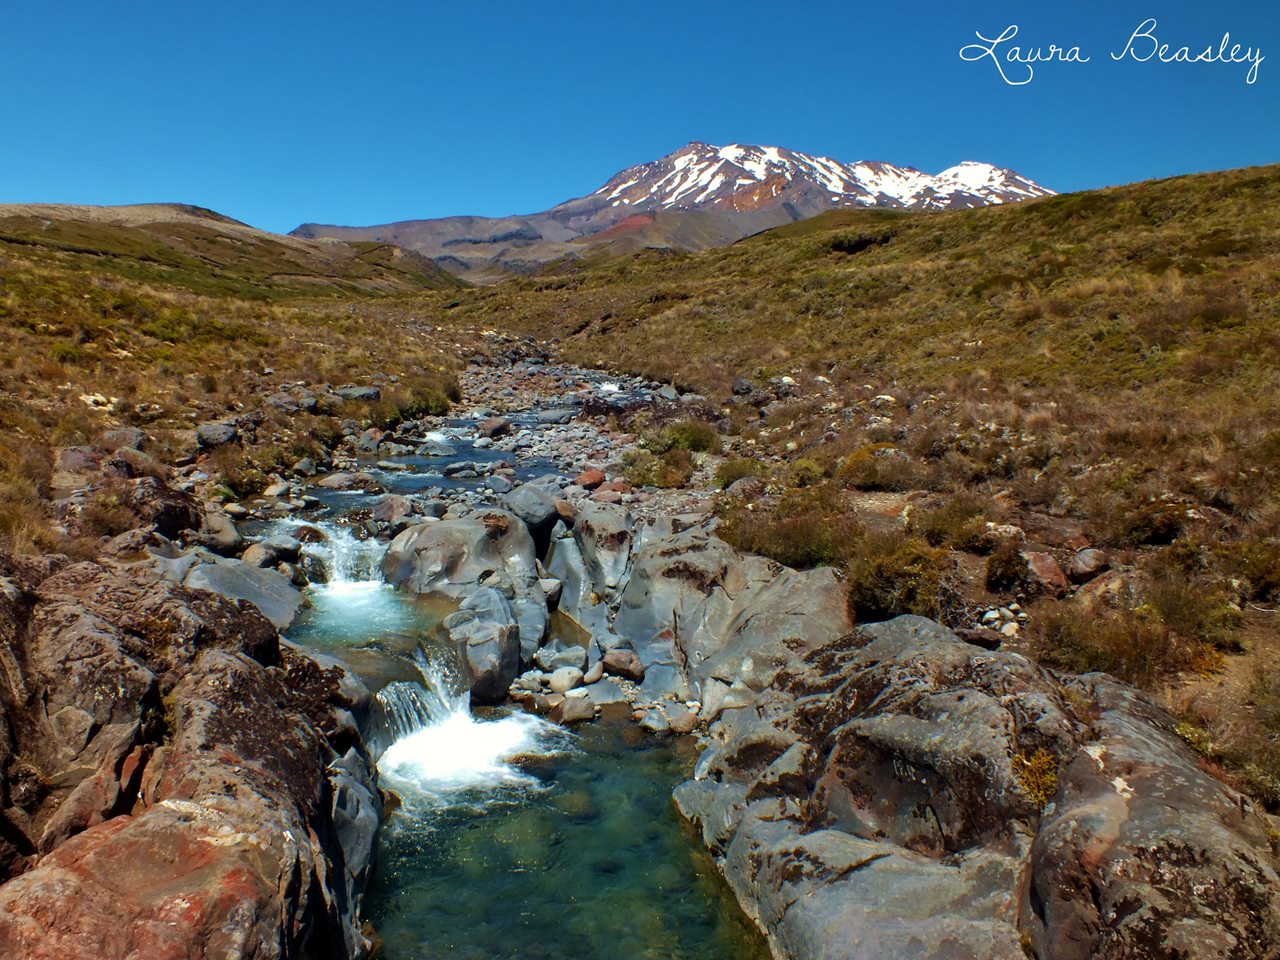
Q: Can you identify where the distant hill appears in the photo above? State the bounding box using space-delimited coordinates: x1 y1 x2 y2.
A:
292 141 1052 282
0 202 465 300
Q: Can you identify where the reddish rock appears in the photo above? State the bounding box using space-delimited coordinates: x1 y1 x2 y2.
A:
598 480 632 494
554 500 578 522
1021 550 1070 597
602 648 645 681
478 416 512 438
575 468 606 490
590 490 623 504
0 551 379 958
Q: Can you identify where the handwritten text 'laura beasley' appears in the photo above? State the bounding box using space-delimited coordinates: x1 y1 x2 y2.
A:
960 19 1264 86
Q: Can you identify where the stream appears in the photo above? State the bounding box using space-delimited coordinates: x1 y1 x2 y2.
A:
267 389 768 959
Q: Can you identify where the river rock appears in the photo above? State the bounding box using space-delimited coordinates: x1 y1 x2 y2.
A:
550 694 595 724
613 522 850 698
478 416 512 438
504 484 559 555
602 648 645 681
240 534 302 569
196 509 242 556
549 666 584 694
442 587 520 705
182 557 304 630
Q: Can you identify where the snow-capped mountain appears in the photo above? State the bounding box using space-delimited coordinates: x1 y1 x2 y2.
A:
292 142 1052 281
587 142 1052 213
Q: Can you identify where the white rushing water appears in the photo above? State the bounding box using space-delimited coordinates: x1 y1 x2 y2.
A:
272 515 569 803
377 656 568 801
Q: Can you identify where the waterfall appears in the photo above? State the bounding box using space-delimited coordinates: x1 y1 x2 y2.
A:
376 652 569 800
374 651 469 742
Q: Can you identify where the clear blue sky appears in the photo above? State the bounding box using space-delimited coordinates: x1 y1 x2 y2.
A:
1 1 1275 232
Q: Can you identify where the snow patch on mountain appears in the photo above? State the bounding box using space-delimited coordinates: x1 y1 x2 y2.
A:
590 142 1053 213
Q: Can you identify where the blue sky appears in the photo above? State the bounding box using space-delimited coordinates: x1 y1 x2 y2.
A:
1 1 1276 232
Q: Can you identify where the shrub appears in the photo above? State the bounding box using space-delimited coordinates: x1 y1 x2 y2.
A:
985 539 1027 591
912 495 995 552
845 532 961 624
1144 577 1243 652
79 490 138 539
1222 540 1280 603
788 458 826 488
622 448 694 489
827 230 893 255
715 456 763 490
1030 604 1198 689
837 444 921 492
716 483 863 568
653 419 720 454
1012 749 1059 809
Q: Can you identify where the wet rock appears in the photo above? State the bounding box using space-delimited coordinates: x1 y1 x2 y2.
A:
240 535 302 569
538 408 577 425
371 495 412 524
478 416 512 438
666 703 699 735
550 694 596 724
443 587 520 705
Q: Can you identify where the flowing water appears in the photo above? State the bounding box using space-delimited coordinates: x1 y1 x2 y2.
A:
278 413 767 960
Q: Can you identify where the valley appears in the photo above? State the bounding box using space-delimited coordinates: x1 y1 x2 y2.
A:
1 157 1279 959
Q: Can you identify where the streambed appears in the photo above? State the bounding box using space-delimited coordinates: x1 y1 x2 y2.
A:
275 399 767 960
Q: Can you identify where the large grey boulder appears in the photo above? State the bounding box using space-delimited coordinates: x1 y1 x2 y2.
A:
613 524 851 698
195 421 238 448
503 483 559 555
182 557 304 630
442 587 520 705
381 509 546 654
674 615 1280 960
381 510 538 600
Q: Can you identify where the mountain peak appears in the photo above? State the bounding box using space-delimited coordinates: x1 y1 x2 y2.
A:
292 141 1053 281
589 142 1053 213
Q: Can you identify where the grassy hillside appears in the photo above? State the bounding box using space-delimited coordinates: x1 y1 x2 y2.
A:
454 164 1278 399
0 203 465 300
0 205 461 554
